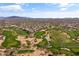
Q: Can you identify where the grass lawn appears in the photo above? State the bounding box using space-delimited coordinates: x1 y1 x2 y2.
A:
4 26 30 37
34 31 45 38
70 48 79 55
2 26 30 48
15 28 30 37
2 31 20 48
37 37 48 48
66 29 79 39
47 27 79 55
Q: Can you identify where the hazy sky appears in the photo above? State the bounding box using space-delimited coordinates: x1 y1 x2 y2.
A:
0 3 79 18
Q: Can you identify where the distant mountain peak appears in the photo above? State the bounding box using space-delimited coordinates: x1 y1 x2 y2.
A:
7 16 22 18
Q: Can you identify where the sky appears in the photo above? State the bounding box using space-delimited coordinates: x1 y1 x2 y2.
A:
0 3 79 18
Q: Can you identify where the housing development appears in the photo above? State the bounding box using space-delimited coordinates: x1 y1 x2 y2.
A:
0 17 79 56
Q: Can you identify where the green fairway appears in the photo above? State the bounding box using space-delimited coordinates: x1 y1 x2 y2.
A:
2 31 20 48
15 28 30 37
1 26 30 48
37 37 48 48
4 26 30 37
34 31 45 38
